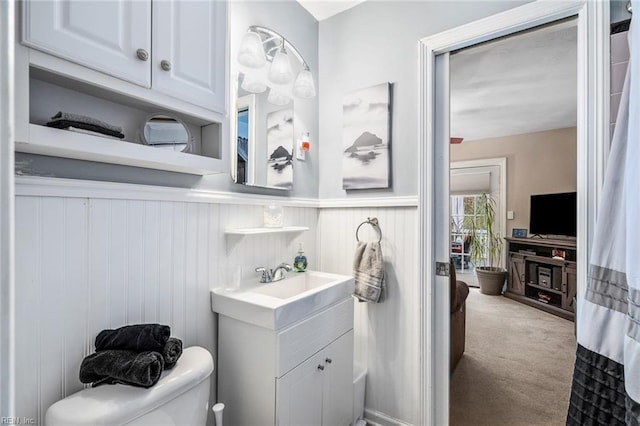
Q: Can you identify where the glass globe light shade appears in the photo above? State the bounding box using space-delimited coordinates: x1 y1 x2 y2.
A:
267 88 292 106
268 48 293 85
237 32 266 68
241 73 267 93
293 68 316 99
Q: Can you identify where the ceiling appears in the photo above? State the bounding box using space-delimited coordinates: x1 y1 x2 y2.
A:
450 20 577 142
297 0 366 21
296 2 577 142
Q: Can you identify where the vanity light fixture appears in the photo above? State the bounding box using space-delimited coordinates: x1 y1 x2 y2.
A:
267 88 292 106
238 26 316 103
268 42 294 85
293 65 316 99
237 31 267 68
241 72 267 94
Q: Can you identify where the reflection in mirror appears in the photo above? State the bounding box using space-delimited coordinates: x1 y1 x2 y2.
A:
231 73 294 190
232 74 294 190
140 114 192 153
231 25 316 191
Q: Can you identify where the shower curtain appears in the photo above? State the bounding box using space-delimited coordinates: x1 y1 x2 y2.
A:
567 4 639 424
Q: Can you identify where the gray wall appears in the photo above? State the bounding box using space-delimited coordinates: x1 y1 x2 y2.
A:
317 0 532 199
17 0 320 199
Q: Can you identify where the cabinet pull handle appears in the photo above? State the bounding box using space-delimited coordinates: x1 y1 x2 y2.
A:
136 48 149 61
325 358 332 364
317 364 325 371
161 60 172 71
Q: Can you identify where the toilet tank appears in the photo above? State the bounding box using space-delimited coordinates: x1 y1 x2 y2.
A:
46 346 214 426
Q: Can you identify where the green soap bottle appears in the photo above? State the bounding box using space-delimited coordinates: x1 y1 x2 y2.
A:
294 243 308 272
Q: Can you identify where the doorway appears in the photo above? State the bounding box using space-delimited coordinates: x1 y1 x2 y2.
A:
417 1 609 424
447 20 578 423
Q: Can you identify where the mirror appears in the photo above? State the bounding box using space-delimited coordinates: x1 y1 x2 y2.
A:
231 26 315 191
233 74 294 190
140 114 193 153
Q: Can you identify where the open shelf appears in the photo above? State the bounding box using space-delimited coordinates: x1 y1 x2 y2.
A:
17 124 224 175
224 226 309 236
526 282 563 295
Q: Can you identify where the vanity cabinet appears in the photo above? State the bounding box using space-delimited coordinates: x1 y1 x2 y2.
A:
22 0 227 112
277 331 353 426
217 297 354 426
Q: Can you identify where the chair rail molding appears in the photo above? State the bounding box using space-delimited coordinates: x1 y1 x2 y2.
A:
15 176 318 208
418 0 608 424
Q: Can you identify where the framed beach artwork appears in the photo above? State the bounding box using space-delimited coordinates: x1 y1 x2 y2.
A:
342 82 391 190
266 108 294 190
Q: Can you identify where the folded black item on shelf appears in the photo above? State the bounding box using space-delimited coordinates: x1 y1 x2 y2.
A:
162 337 183 369
95 323 171 353
50 111 123 133
79 350 164 388
46 119 125 139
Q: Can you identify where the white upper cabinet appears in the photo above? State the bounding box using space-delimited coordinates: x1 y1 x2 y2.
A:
22 0 227 114
152 0 227 112
22 0 152 87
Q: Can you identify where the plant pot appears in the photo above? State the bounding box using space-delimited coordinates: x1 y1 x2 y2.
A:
476 267 507 295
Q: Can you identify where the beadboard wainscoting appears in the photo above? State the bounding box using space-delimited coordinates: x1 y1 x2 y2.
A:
14 180 318 425
318 207 419 426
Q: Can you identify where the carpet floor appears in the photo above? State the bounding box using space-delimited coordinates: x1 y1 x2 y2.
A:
449 287 576 426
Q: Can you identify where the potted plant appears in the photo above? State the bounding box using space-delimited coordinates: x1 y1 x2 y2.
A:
465 192 506 295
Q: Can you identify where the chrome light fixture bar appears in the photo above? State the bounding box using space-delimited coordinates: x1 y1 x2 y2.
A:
237 25 316 100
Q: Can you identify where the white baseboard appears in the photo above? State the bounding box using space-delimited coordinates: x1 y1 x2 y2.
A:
364 408 414 426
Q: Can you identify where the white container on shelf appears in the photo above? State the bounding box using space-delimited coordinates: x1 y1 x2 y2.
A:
263 204 283 228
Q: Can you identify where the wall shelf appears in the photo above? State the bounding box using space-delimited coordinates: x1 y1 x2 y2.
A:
224 226 309 236
17 124 224 175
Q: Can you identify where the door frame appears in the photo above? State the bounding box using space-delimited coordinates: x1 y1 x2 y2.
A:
0 0 16 418
418 1 609 424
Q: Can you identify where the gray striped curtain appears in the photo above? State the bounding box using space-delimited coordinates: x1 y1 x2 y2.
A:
567 5 639 424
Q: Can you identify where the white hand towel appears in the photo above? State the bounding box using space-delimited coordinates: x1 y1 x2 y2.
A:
353 241 384 303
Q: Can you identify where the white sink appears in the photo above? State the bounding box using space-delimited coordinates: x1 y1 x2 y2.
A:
211 270 354 330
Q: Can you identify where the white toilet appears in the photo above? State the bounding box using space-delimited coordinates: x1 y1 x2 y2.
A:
45 346 214 426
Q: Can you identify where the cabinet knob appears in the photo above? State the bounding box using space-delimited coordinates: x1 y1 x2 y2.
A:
317 364 325 371
136 48 149 61
325 358 332 364
160 60 172 71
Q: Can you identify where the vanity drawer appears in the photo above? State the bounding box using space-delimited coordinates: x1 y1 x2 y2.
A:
276 297 353 377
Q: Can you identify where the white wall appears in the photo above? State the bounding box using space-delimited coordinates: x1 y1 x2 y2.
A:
318 0 531 199
14 179 318 426
317 1 530 424
319 207 419 425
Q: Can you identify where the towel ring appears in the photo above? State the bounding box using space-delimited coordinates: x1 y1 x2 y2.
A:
356 217 382 243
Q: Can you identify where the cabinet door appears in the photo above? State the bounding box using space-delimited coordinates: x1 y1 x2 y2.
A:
563 266 577 312
276 351 324 426
508 253 526 295
22 0 151 87
152 0 227 112
323 331 354 426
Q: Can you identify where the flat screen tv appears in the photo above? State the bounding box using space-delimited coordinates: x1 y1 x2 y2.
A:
529 192 577 237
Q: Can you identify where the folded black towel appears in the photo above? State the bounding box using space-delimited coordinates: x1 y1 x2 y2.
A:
95 324 170 353
79 350 164 388
46 119 125 139
49 111 124 133
162 337 183 369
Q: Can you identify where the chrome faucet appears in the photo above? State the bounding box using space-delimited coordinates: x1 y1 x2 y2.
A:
255 263 293 283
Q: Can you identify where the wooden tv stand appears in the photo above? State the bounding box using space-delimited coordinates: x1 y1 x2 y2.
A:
504 237 576 321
